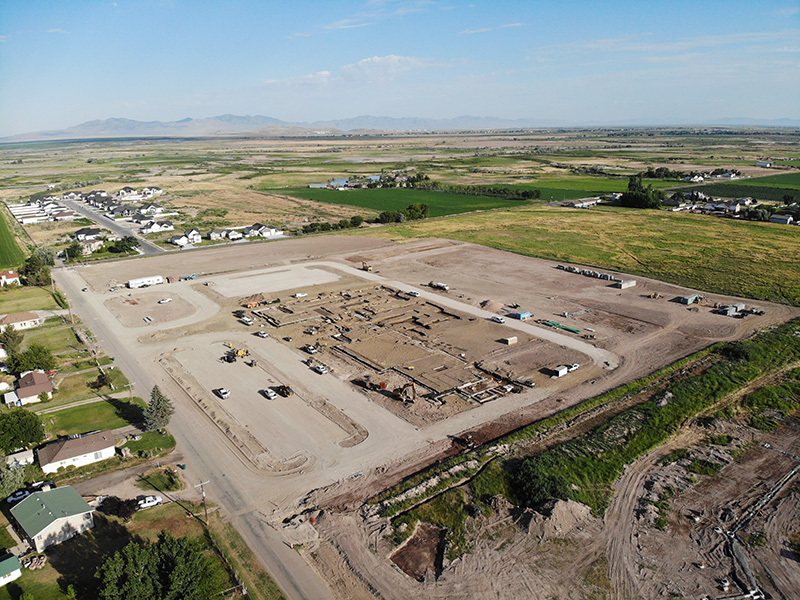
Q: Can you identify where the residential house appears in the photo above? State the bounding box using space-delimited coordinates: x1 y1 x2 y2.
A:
109 205 136 218
131 212 153 224
115 186 138 199
0 271 20 286
0 555 22 587
245 223 282 238
51 210 75 221
769 214 794 225
208 229 226 241
139 202 165 215
141 187 163 198
3 370 53 406
168 234 189 247
224 229 243 241
682 175 705 183
0 312 41 333
10 486 94 551
74 227 102 241
37 431 117 474
79 239 104 256
185 229 201 244
61 191 83 201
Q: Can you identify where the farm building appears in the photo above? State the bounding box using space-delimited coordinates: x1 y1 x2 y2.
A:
11 486 94 552
769 214 794 225
127 275 164 289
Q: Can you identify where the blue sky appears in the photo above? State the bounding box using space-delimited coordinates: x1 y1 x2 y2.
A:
1 0 798 136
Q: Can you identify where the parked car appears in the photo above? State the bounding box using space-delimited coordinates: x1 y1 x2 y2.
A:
6 490 30 504
158 298 172 304
568 363 580 372
216 388 230 399
261 388 278 400
312 364 328 375
255 331 269 338
489 315 506 324
138 495 163 509
407 290 420 297
304 344 318 354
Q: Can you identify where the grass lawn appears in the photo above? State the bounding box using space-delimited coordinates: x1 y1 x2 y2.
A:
358 204 800 305
39 397 145 437
0 209 27 269
279 187 533 217
23 323 80 354
0 286 59 314
137 467 182 492
52 368 130 404
123 430 176 458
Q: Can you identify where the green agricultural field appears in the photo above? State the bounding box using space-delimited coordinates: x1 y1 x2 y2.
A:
0 208 26 268
0 285 59 313
361 204 800 304
731 172 800 190
279 187 532 217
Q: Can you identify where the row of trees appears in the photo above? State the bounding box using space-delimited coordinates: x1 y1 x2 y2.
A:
619 175 666 209
412 180 541 200
376 203 430 223
301 215 364 235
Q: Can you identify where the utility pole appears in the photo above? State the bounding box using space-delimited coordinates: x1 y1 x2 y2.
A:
194 480 210 526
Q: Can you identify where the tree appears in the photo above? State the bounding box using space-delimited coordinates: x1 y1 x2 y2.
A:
619 175 664 209
109 236 140 254
510 455 570 508
0 324 24 356
5 344 56 375
350 215 364 227
96 531 223 600
143 385 174 431
783 194 795 206
20 254 51 286
0 456 25 498
404 203 429 220
65 241 83 262
0 408 45 453
32 246 56 266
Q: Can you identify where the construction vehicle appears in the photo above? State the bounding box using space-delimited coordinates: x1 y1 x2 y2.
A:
648 292 663 299
233 347 250 357
361 262 373 272
393 382 417 403
275 385 293 397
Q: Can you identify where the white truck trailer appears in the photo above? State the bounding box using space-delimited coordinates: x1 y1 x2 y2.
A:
127 275 164 289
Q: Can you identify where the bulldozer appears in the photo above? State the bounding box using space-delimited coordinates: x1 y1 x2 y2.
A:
393 382 417 403
362 261 373 272
648 292 663 299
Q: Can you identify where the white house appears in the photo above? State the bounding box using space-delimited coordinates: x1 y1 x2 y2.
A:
224 229 243 241
185 229 202 244
74 227 102 241
37 431 117 474
140 202 165 215
769 214 794 225
0 312 41 333
10 486 94 552
208 229 225 240
168 234 189 247
4 370 53 406
0 271 20 286
141 187 163 198
0 555 22 587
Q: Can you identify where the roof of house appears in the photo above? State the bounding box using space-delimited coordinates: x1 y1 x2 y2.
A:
36 431 116 469
0 270 19 279
10 487 92 538
0 555 21 578
75 227 101 236
17 371 52 398
0 312 40 326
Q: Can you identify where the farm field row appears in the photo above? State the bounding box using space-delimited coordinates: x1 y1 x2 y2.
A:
357 204 800 305
0 206 27 268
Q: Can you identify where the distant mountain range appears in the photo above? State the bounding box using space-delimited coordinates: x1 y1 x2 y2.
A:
3 114 799 142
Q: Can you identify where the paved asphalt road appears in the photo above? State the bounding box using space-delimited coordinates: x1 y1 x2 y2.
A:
53 266 336 600
62 199 165 256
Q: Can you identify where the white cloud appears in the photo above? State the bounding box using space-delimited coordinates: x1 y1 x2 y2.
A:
47 28 69 34
339 55 434 80
323 19 375 30
460 22 525 35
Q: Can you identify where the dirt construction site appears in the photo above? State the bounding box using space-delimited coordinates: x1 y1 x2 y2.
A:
56 236 800 600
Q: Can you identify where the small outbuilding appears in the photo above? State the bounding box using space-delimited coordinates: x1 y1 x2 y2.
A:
680 294 700 305
553 365 569 378
615 280 636 289
0 555 22 587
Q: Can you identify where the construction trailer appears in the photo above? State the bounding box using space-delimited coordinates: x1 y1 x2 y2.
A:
127 275 164 289
615 280 636 289
501 336 518 345
681 294 701 305
512 311 532 320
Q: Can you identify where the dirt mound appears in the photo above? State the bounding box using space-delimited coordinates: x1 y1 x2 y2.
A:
526 499 594 540
480 299 503 312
